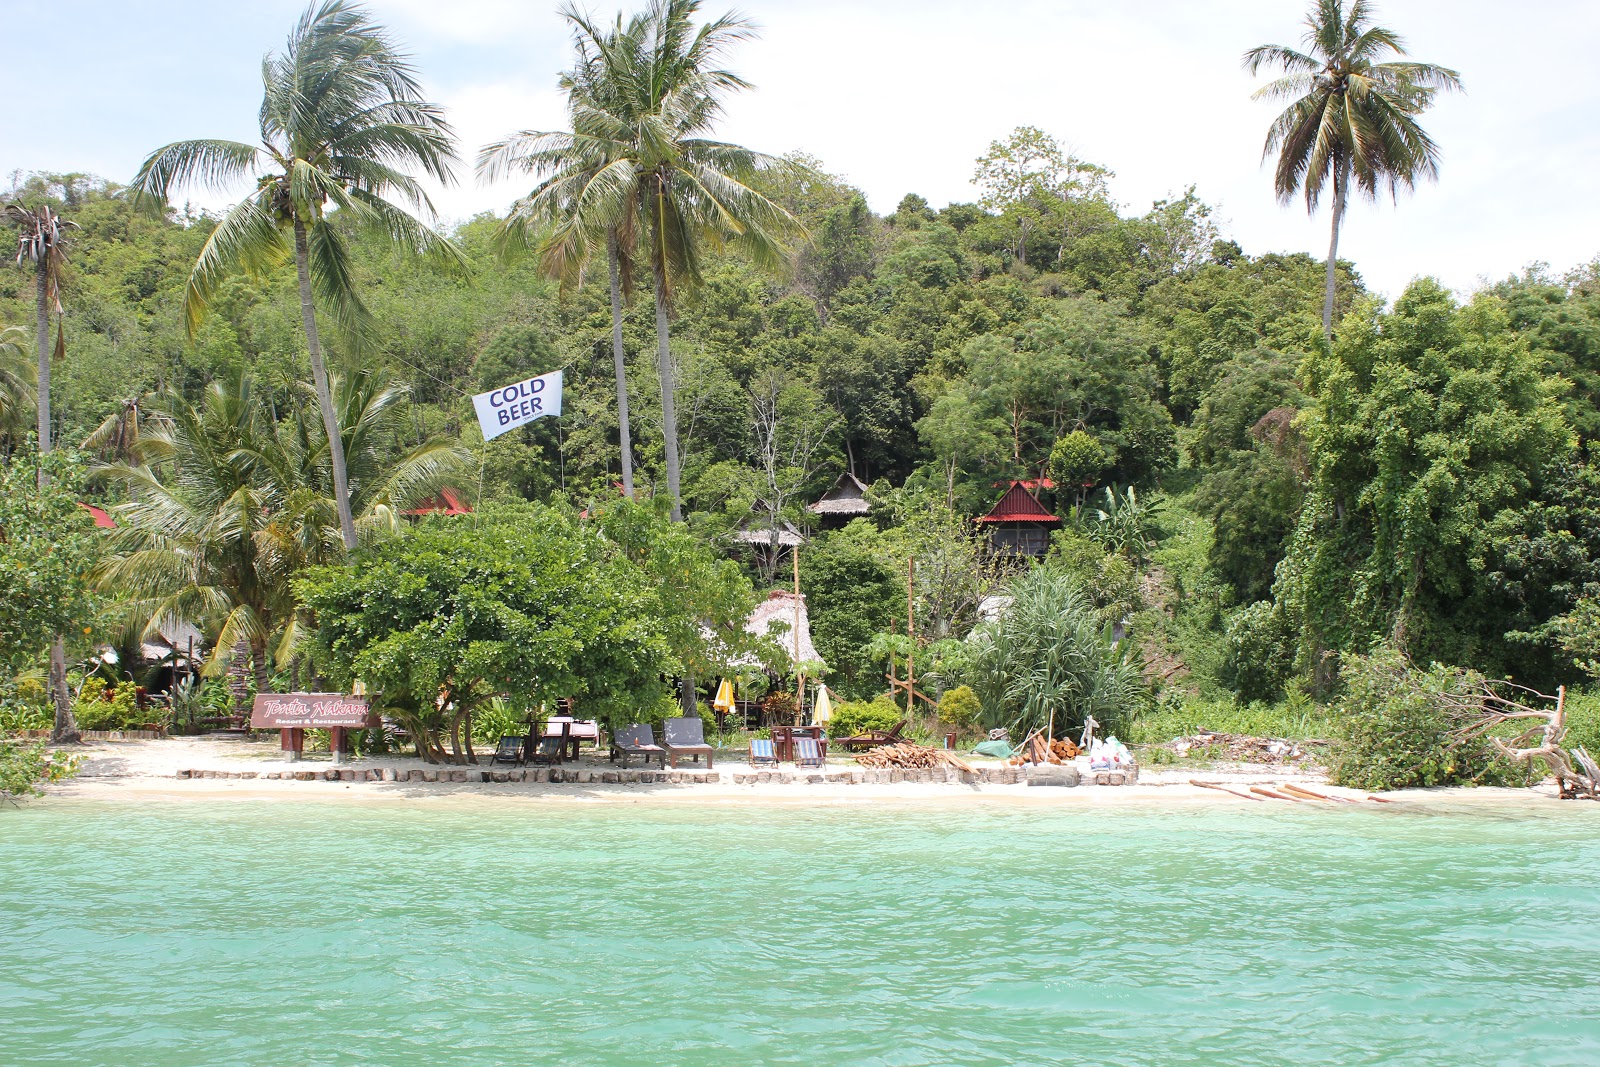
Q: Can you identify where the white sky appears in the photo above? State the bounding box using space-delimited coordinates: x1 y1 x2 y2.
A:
4 0 1596 300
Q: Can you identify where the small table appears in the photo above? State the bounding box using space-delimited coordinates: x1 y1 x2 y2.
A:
771 724 827 763
536 717 599 761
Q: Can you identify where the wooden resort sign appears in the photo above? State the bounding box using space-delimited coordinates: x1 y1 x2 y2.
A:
251 693 376 730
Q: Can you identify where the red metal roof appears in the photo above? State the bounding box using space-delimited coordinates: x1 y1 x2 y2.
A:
978 482 1062 525
405 488 472 516
79 503 116 528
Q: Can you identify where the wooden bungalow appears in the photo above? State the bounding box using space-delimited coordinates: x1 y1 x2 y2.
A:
807 472 872 527
977 481 1061 558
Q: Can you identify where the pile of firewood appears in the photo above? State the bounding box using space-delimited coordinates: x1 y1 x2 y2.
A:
1006 732 1081 766
856 742 974 773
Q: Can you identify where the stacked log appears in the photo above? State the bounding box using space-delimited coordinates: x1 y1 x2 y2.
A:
856 743 974 773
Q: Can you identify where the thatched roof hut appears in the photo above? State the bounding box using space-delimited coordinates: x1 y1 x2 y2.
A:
807 472 871 522
745 590 823 669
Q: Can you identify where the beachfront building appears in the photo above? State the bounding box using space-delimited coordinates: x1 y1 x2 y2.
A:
977 481 1061 558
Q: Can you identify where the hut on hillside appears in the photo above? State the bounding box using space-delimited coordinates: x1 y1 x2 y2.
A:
744 590 824 671
977 481 1061 558
807 472 872 527
731 516 806 572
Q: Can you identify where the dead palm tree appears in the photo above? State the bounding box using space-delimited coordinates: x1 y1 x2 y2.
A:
131 0 463 551
1245 0 1461 340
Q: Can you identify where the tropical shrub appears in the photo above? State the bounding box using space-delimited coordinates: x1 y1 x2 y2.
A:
969 568 1147 738
1219 600 1296 702
0 740 79 800
1330 650 1517 791
938 685 982 730
71 678 149 732
826 698 902 740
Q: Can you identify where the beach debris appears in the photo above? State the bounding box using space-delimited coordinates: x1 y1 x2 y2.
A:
1278 782 1356 803
856 742 974 773
1249 785 1301 801
1190 779 1265 801
1163 730 1329 765
1457 683 1599 800
987 728 1010 742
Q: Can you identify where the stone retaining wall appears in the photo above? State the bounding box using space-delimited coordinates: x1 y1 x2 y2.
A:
171 764 1138 786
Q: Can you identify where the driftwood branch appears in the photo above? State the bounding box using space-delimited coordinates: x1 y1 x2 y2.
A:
1458 685 1598 800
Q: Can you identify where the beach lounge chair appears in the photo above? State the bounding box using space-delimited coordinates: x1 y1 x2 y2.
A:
611 724 666 768
794 736 826 769
490 735 525 766
527 719 570 765
839 720 907 752
748 738 778 767
663 717 715 769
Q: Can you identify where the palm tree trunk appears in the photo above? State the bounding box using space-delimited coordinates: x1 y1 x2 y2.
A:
34 259 50 456
652 264 684 522
292 219 358 551
607 233 635 498
1322 160 1350 343
36 261 78 743
250 635 271 699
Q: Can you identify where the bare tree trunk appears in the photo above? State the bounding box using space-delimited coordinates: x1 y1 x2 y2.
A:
1323 160 1349 343
50 639 77 743
292 219 358 551
652 264 683 522
607 233 635 498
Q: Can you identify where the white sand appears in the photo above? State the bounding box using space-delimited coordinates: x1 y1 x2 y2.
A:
33 736 1565 808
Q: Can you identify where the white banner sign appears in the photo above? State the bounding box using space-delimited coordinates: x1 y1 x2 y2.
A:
472 369 563 441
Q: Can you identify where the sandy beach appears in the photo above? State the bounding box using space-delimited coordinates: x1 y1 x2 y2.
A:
35 735 1565 808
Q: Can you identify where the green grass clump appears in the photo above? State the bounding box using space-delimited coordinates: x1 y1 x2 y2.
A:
1124 692 1339 745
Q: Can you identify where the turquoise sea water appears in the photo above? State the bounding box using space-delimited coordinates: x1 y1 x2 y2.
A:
1 796 1597 1067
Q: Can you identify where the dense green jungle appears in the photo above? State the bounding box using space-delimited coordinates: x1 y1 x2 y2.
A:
3 0 1600 790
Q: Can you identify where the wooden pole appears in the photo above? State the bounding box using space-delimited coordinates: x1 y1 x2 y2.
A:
905 557 916 720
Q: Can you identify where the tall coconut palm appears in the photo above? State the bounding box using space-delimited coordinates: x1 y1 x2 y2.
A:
1245 0 1461 340
479 5 642 497
485 0 803 521
130 0 463 551
6 201 80 742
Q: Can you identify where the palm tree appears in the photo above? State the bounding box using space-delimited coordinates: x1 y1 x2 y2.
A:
1245 0 1461 340
479 4 643 498
4 202 75 457
130 0 463 551
0 324 34 455
6 201 80 743
485 0 803 521
96 370 464 703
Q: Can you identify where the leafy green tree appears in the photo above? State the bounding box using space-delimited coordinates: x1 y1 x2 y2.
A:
1278 281 1574 679
1245 0 1461 338
801 544 901 700
1049 429 1111 507
0 448 101 742
298 503 674 762
131 0 463 550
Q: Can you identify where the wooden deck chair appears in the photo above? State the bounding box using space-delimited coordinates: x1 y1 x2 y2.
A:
527 719 570 765
748 738 778 767
610 724 666 768
490 735 525 766
794 736 826 769
663 716 715 769
840 720 907 752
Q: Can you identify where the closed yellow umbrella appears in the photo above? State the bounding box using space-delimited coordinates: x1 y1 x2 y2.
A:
813 682 833 726
713 678 736 714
